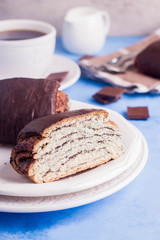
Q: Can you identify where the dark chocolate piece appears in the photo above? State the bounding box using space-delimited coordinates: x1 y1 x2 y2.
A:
93 94 120 104
127 107 149 120
93 86 124 104
0 77 60 145
135 40 160 78
18 109 103 141
46 72 68 82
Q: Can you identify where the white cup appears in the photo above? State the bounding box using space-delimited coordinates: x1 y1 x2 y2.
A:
62 7 111 55
0 19 56 79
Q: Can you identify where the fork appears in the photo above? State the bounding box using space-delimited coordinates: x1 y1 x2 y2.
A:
99 50 140 74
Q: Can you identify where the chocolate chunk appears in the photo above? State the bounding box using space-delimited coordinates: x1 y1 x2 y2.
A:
93 86 124 104
127 107 149 120
46 72 68 82
96 86 125 99
93 94 120 104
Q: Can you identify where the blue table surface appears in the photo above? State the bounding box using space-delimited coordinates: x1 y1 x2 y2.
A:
0 36 160 240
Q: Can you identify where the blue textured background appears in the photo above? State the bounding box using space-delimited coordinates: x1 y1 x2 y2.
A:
0 36 160 240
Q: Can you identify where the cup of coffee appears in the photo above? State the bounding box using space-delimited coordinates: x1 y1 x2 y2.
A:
0 19 56 79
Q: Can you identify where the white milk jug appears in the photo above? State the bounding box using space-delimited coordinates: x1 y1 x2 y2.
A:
62 7 111 55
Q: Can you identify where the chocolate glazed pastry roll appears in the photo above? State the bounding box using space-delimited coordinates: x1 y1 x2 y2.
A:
10 109 124 183
135 40 160 78
0 77 69 145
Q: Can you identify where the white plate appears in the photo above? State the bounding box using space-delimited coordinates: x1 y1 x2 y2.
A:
42 54 81 90
0 100 148 197
0 126 148 213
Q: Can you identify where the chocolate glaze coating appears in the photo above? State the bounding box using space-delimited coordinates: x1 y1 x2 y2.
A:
0 77 60 145
18 109 104 141
135 40 160 78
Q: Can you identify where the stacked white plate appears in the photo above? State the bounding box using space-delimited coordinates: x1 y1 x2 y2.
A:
0 100 148 213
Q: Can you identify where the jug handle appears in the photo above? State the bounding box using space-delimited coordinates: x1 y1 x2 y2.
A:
100 11 111 35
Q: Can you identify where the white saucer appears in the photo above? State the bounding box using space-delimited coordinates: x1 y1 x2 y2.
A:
0 126 147 213
42 54 81 90
0 55 81 90
0 101 148 198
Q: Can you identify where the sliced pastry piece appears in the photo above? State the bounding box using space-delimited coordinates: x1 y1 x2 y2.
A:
10 109 124 183
0 77 69 145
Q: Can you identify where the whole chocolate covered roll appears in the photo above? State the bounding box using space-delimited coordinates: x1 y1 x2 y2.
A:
0 77 69 145
135 40 160 78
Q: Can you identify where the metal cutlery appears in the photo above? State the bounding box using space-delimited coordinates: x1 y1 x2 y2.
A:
98 50 140 74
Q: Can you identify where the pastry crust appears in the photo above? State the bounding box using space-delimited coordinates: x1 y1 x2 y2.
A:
56 91 69 113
